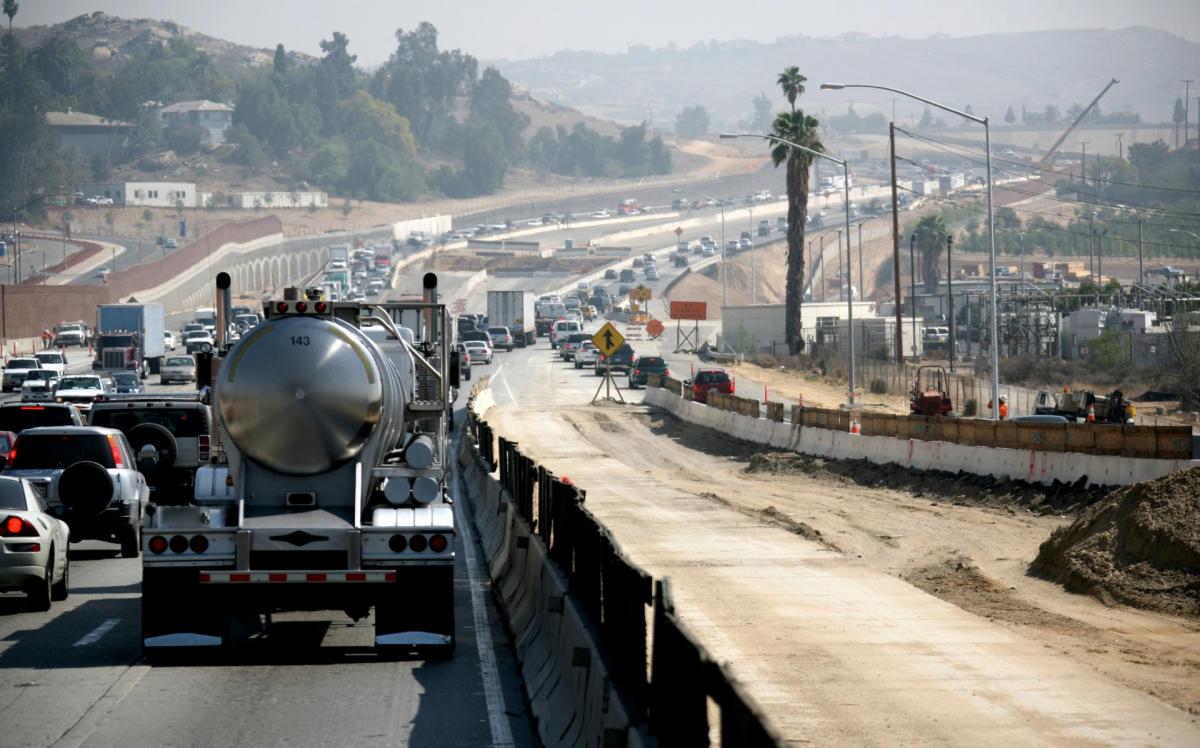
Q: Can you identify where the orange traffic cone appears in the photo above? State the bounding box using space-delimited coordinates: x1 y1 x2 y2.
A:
850 414 861 435
1086 404 1096 423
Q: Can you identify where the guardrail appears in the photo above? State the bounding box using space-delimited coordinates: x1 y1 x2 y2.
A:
654 376 1194 461
464 389 785 747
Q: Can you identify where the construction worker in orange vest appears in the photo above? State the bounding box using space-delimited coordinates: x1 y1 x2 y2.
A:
998 394 1009 420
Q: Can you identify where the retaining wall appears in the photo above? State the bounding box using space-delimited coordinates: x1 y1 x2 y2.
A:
644 387 1200 488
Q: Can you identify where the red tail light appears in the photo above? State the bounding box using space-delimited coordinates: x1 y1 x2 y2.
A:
315 301 328 313
2 516 37 537
429 534 448 553
148 535 168 554
168 535 189 553
276 302 289 314
189 535 209 553
107 433 126 468
409 534 428 552
664 368 670 377
295 301 308 313
198 434 211 462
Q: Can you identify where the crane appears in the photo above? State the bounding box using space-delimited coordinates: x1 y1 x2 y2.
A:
1038 78 1119 168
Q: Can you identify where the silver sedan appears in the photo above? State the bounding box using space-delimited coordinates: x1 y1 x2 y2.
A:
0 476 70 610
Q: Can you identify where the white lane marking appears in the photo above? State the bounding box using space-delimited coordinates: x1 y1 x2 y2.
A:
73 618 120 647
452 435 515 747
492 363 517 406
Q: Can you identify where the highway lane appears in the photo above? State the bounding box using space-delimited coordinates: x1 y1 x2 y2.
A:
0 367 537 748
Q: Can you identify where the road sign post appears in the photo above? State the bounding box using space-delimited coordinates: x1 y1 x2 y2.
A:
670 300 707 353
591 321 626 404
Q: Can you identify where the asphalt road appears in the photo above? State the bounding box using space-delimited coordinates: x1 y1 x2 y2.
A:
0 365 537 748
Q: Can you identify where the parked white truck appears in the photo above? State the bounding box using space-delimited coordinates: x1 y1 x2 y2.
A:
140 274 458 658
486 290 536 347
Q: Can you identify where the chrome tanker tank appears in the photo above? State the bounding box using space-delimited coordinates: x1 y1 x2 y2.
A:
215 310 412 475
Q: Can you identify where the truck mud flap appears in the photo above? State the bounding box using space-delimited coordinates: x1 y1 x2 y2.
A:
374 565 454 654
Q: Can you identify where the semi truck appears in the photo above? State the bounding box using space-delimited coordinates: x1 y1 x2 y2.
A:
140 274 458 657
487 290 536 347
93 302 166 378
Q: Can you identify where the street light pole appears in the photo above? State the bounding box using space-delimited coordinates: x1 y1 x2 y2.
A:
822 82 1000 418
910 233 919 362
857 220 865 303
819 235 826 301
748 202 756 304
720 131 857 406
836 228 844 302
946 234 955 373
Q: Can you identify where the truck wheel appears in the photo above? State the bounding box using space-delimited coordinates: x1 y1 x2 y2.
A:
120 525 140 559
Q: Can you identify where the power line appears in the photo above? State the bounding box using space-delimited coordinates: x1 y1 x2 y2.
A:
897 185 1197 252
894 128 1200 221
893 151 1200 229
894 125 1200 196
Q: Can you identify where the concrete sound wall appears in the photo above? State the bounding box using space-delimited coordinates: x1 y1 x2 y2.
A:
644 387 1200 488
0 284 113 342
392 215 451 241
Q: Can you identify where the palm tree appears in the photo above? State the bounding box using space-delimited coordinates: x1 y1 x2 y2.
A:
776 66 806 112
768 72 822 354
3 0 17 36
914 214 948 294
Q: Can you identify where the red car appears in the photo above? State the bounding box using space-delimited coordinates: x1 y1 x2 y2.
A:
690 368 734 404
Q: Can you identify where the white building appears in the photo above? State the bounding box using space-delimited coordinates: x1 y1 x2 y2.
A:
160 100 234 144
721 301 925 356
83 181 197 208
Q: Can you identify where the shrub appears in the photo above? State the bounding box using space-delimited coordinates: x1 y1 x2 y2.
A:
869 378 888 394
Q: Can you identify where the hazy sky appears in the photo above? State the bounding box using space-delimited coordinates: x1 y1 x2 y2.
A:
18 0 1200 64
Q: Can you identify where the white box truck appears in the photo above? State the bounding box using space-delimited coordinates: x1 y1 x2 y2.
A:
487 290 536 347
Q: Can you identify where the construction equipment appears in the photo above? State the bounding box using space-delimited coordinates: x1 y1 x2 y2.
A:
1039 78 1119 168
1034 388 1134 423
910 366 953 416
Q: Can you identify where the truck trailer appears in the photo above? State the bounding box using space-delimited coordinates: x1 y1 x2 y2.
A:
487 290 537 347
93 302 166 377
140 275 458 658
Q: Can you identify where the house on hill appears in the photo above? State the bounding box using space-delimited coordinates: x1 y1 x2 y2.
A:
160 100 234 144
46 109 132 158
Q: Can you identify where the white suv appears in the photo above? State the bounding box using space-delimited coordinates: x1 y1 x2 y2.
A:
550 320 581 349
2 426 149 557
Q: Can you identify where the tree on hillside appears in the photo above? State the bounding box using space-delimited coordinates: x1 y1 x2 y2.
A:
273 44 288 75
918 107 934 128
1004 106 1016 125
674 105 709 138
371 22 477 148
315 32 358 135
751 93 773 133
470 66 528 159
914 214 947 294
3 0 16 36
767 67 821 354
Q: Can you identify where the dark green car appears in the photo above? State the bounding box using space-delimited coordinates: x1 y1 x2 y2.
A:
628 356 669 389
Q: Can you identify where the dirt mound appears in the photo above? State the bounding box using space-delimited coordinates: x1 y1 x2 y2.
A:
744 451 1110 514
1031 468 1200 618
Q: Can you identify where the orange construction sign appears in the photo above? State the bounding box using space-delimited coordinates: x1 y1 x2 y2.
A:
646 319 665 338
669 300 707 320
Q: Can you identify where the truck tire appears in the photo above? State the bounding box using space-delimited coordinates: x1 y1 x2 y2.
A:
120 525 140 559
58 461 114 516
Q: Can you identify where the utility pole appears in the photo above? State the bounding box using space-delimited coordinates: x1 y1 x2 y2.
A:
1079 141 1088 186
1137 219 1144 289
890 122 904 362
836 228 843 302
1088 213 1095 280
819 235 826 302
857 221 864 304
1184 80 1194 149
1116 132 1124 160
946 234 956 372
1196 96 1200 150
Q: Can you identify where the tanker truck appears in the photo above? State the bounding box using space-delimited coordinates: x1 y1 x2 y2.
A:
140 273 460 657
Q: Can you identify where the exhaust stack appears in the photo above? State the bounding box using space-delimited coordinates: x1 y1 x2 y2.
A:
215 272 232 349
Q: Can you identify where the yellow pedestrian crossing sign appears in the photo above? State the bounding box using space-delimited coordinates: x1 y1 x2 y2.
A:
592 322 625 357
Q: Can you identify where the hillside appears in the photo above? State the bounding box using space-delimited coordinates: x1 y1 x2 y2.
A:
13 11 312 74
495 27 1200 129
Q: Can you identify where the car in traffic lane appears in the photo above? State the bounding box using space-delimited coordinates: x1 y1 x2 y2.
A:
595 343 635 376
689 368 734 404
160 356 197 385
0 475 71 610
574 341 600 369
463 340 493 365
2 426 149 557
629 356 669 389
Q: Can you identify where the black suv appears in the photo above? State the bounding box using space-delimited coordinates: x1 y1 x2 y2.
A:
595 343 635 376
0 403 84 432
89 395 213 503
